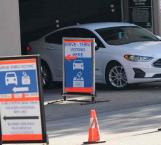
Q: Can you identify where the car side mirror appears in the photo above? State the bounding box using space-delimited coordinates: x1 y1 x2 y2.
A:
94 42 99 50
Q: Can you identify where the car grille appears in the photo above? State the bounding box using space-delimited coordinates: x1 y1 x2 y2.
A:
153 59 161 68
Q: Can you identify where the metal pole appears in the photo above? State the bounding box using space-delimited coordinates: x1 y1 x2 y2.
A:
0 112 2 145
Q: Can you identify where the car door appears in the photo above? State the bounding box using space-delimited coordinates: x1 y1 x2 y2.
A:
44 30 64 81
44 28 80 81
74 28 106 82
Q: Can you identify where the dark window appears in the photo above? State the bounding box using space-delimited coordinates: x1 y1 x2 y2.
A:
45 31 63 44
45 28 105 48
75 28 105 48
45 28 79 44
96 26 159 45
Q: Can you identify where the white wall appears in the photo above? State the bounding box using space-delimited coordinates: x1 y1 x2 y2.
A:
0 0 21 56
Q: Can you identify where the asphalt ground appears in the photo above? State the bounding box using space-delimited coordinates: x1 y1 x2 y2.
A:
42 82 161 145
6 82 161 145
44 82 161 121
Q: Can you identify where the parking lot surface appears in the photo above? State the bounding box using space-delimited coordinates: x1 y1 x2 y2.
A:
43 82 161 145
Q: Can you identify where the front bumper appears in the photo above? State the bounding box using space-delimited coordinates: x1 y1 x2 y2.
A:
124 60 161 84
133 68 161 78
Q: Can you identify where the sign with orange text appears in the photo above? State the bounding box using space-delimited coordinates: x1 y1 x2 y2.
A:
0 55 47 144
63 38 95 96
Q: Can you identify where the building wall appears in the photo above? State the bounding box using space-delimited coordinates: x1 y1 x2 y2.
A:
0 0 160 57
19 0 123 46
0 0 21 56
19 0 122 33
123 0 161 35
153 0 161 35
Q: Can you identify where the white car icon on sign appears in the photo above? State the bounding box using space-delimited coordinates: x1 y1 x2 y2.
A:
5 72 18 86
73 60 84 70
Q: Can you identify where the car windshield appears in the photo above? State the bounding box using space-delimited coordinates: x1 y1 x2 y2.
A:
96 26 159 45
6 74 15 77
74 60 82 63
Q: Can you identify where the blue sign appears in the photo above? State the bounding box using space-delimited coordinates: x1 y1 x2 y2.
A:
63 38 95 94
0 70 38 94
0 57 47 144
0 58 38 95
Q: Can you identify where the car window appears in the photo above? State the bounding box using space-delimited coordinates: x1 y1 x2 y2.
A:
45 30 64 44
45 28 80 44
96 26 159 45
75 28 105 48
45 28 105 48
7 74 15 77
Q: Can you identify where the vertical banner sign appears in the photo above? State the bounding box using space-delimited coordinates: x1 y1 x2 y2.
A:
63 38 95 97
0 55 47 144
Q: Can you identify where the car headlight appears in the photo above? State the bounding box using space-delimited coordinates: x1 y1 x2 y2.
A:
124 54 153 62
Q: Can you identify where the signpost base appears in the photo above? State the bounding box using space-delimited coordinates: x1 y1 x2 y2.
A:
91 96 95 102
60 94 110 105
63 96 67 101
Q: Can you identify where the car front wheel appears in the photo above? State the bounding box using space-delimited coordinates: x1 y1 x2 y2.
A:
106 63 128 89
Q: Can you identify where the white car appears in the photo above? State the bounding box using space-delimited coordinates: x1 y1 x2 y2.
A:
5 72 18 86
26 22 161 89
73 60 84 70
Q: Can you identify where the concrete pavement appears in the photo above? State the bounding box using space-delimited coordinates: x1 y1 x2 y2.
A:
49 130 161 145
3 98 161 145
47 103 161 145
5 83 161 145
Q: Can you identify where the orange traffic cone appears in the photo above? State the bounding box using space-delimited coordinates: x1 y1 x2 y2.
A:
84 109 106 144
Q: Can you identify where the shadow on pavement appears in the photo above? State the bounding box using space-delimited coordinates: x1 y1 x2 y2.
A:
44 82 161 91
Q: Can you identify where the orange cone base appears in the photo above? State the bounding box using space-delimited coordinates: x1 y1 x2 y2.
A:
83 141 106 144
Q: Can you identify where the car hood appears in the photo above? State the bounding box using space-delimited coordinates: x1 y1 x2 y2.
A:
119 41 161 57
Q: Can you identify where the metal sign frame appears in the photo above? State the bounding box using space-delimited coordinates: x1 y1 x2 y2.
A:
62 38 95 100
0 55 47 144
